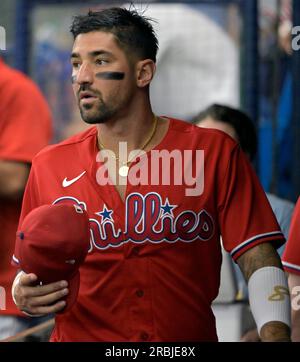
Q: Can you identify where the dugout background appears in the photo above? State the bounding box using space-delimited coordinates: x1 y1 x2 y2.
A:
0 0 299 202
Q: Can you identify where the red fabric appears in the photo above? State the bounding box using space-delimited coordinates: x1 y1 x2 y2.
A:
14 118 284 341
15 204 90 312
282 197 300 276
0 59 52 315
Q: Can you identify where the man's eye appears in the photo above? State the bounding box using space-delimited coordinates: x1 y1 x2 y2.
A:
95 59 108 65
72 62 80 69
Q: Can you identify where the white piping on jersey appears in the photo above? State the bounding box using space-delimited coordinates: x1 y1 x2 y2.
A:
12 255 20 264
282 261 300 272
230 230 284 257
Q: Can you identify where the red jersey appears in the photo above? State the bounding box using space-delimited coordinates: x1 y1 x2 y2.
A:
13 118 284 341
282 197 300 275
0 59 52 315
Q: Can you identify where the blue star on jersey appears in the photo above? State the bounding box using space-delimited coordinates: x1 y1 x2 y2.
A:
161 198 177 217
95 205 113 222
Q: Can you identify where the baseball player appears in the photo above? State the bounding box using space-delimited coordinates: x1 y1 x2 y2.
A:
12 8 290 342
0 57 52 339
282 197 300 341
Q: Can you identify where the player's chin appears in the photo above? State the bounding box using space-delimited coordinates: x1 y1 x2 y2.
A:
81 111 109 124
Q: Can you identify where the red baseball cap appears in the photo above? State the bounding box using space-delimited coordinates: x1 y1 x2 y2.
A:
14 203 90 313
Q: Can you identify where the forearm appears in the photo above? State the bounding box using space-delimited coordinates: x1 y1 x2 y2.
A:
237 242 282 281
0 161 30 199
291 313 300 342
237 243 291 342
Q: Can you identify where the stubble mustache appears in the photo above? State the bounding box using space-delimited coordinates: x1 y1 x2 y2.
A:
77 84 101 101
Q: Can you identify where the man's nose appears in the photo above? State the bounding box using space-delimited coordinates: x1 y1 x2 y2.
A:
76 63 94 85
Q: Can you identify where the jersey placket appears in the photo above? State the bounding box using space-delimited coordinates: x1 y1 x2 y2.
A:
118 175 155 341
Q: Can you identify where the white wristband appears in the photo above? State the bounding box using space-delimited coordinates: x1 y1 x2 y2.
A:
248 266 291 335
11 270 24 306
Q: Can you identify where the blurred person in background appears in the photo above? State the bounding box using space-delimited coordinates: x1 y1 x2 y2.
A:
259 0 293 199
0 57 52 339
192 103 294 341
144 3 240 120
282 197 300 342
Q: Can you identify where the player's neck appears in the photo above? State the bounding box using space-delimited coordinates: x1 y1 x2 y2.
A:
96 104 156 154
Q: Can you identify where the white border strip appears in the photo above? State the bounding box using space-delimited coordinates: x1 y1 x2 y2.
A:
282 261 300 272
230 231 284 257
12 255 20 264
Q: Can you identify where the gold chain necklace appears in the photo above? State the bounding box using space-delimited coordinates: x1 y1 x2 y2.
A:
98 115 158 177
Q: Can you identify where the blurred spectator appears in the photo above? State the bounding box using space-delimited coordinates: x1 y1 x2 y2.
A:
258 0 293 199
282 197 300 342
145 3 239 120
0 57 52 339
192 103 294 341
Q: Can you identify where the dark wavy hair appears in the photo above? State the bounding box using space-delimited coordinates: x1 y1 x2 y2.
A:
192 104 258 162
70 7 158 62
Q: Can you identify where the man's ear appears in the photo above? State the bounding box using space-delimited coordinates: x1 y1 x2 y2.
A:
136 59 156 88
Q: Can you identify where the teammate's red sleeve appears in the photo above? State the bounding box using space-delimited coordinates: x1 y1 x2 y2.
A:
282 197 300 275
11 163 41 267
0 73 52 162
218 144 285 261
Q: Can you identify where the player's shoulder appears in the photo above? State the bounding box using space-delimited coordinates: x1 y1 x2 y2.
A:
33 126 97 164
0 60 43 95
168 117 238 148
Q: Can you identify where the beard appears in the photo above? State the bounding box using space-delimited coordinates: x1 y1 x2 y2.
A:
79 100 116 124
77 83 133 124
78 91 118 124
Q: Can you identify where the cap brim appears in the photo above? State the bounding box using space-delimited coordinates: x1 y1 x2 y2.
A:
57 270 80 314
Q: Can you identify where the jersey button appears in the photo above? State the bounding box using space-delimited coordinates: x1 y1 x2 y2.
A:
136 289 144 298
140 332 149 341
